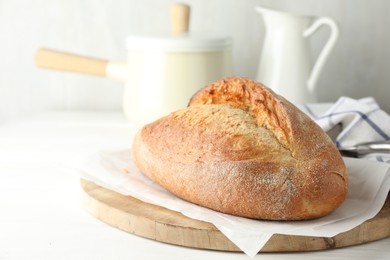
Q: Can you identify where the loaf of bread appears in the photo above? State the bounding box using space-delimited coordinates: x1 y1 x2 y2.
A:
132 77 348 220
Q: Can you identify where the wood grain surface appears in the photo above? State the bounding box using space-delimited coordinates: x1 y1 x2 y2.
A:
80 179 390 253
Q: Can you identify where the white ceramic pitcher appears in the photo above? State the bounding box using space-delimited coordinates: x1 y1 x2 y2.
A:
255 6 339 105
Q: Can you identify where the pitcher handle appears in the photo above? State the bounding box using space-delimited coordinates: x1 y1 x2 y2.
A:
303 17 339 93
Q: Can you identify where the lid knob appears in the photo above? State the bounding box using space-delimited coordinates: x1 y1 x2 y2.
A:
170 3 190 34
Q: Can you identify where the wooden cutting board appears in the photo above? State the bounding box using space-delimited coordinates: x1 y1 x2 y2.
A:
80 179 390 253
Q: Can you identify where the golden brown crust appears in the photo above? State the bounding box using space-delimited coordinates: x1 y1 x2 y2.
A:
132 77 348 220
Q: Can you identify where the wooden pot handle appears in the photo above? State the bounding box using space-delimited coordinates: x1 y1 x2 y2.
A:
35 48 108 77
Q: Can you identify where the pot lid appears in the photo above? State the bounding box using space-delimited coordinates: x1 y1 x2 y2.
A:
126 32 232 52
126 4 232 52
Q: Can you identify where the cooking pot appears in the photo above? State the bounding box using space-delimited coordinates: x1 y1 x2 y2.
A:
35 4 233 129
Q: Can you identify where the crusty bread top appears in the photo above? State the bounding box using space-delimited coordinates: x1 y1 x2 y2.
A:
188 77 332 161
133 77 348 220
143 103 293 165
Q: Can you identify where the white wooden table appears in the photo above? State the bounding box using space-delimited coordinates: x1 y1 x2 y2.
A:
0 111 389 260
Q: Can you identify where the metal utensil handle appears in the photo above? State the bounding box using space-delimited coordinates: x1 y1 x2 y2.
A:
364 141 390 154
351 140 390 156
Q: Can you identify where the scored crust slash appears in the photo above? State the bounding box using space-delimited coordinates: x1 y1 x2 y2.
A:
131 77 348 221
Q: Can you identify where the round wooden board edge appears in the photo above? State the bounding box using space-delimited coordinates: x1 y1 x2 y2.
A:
80 179 390 253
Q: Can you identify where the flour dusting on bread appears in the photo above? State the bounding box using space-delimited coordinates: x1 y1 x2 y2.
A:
132 77 348 220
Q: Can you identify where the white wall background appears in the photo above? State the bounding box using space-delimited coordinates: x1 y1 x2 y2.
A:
0 0 389 124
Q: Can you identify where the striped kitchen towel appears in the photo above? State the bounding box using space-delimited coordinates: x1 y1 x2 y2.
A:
299 96 390 163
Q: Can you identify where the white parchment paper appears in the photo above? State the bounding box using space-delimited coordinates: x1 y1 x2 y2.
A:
74 150 390 257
